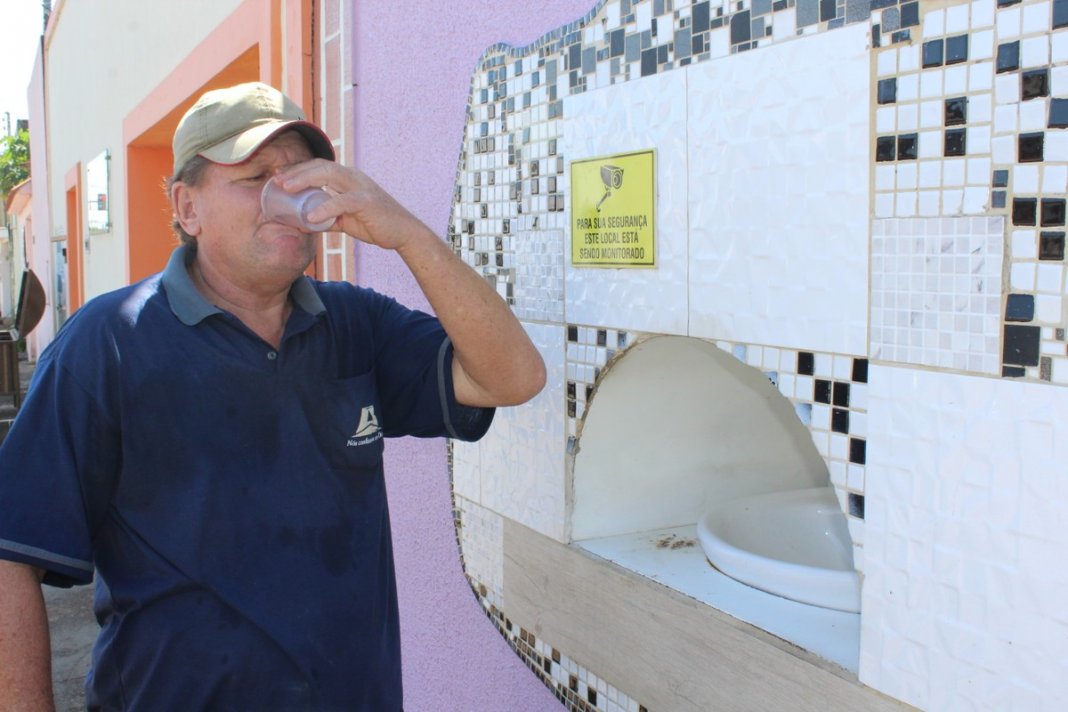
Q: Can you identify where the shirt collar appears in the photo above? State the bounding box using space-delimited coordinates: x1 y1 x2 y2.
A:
162 245 327 326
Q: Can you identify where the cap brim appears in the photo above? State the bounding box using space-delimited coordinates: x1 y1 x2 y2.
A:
199 120 336 166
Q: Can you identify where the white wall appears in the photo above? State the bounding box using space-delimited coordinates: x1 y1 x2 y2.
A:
44 0 244 298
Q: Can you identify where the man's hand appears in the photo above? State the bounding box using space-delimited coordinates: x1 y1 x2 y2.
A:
274 160 546 407
275 160 428 252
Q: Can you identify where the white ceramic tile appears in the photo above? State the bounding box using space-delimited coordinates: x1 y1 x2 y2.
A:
479 322 567 541
971 0 995 29
971 29 994 61
1022 35 1050 69
561 69 688 335
452 439 482 501
1023 1 1051 34
923 8 945 37
860 365 1068 710
455 496 504 600
870 217 1003 374
969 61 994 91
997 6 1022 38
688 23 869 355
946 3 969 33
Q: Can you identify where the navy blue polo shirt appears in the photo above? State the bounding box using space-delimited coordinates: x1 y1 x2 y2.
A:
0 246 493 710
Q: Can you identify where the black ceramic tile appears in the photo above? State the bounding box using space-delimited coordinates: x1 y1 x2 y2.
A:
1006 293 1035 322
731 11 751 43
1056 0 1068 29
1002 365 1026 377
900 1 919 27
833 381 851 407
1003 324 1041 366
1040 231 1066 260
1013 198 1038 226
878 78 897 104
820 0 836 22
567 325 578 342
945 34 968 65
1022 69 1050 100
849 437 866 465
993 169 1009 187
640 48 657 76
922 39 944 68
997 41 1020 73
832 408 850 434
945 128 966 156
898 133 918 160
1019 132 1045 162
814 379 832 404
944 97 967 126
852 358 868 383
848 493 865 519
692 33 704 55
1041 198 1066 226
693 1 711 32
797 351 815 375
1049 99 1068 129
876 135 896 161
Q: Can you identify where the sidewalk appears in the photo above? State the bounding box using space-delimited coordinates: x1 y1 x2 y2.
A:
1 357 97 709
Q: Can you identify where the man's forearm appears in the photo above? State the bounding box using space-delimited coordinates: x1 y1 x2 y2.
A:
396 226 547 407
0 560 55 712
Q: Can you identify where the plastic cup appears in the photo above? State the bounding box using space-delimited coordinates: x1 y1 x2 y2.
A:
260 176 334 232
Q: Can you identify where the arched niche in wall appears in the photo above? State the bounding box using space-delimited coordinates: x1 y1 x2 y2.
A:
571 335 829 541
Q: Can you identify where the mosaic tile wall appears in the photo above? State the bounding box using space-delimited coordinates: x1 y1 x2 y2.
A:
445 0 1068 707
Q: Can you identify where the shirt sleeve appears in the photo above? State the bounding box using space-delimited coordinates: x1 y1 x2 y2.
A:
327 284 494 441
0 353 120 587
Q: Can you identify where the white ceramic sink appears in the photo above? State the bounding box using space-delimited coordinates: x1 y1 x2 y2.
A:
696 487 861 613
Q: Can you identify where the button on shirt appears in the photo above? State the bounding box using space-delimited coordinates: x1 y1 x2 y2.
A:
0 246 494 710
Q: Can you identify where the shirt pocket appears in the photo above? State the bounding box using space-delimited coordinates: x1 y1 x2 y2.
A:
308 369 385 474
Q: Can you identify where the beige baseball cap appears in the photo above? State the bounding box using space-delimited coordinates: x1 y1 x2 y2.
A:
172 81 335 175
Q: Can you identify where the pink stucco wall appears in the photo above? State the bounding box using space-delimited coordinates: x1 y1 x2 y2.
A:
349 2 594 710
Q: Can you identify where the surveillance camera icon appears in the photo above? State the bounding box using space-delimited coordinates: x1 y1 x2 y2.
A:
595 165 624 212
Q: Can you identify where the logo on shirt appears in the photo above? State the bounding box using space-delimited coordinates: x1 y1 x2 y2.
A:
347 405 383 447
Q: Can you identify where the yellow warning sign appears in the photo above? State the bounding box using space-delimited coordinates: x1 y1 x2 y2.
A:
571 150 656 268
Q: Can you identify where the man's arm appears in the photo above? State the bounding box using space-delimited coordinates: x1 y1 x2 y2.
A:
0 560 54 712
278 161 547 407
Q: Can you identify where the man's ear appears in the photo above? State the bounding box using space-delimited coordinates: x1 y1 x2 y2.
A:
171 182 202 236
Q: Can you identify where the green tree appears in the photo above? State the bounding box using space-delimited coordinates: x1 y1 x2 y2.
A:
0 128 30 195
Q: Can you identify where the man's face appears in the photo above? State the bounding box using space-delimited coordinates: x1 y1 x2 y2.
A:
178 131 319 289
